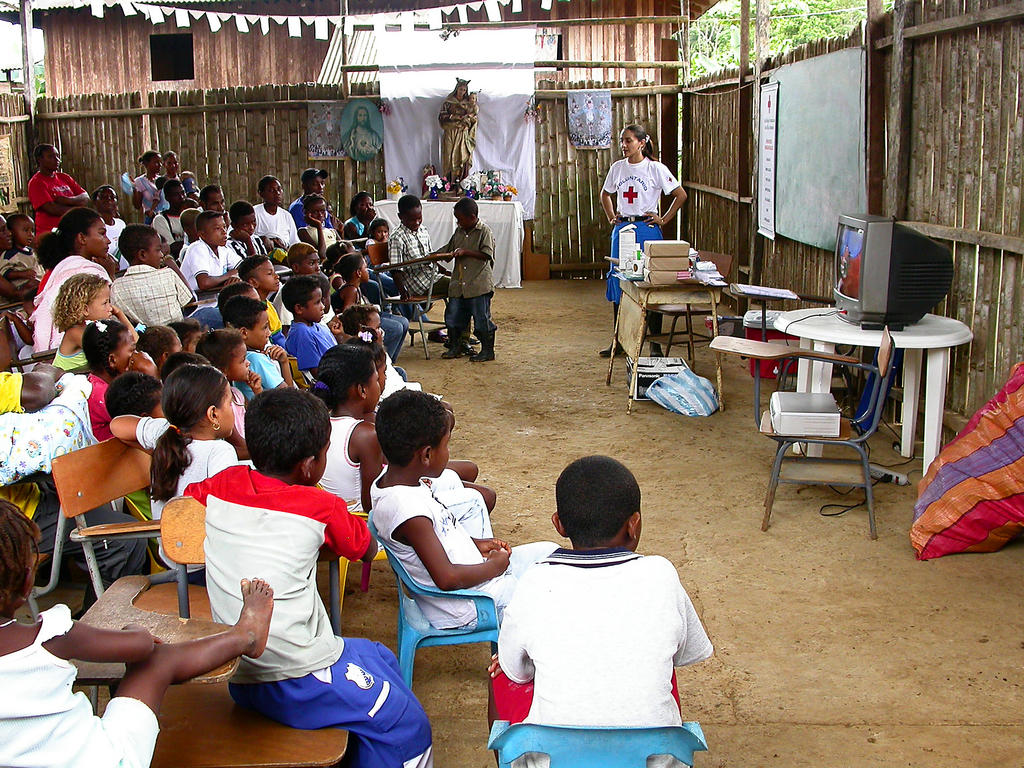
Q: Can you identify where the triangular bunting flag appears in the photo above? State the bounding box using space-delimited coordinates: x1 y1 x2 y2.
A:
258 15 270 33
484 0 500 21
235 13 248 32
457 4 468 22
314 16 328 39
90 0 103 18
119 0 136 17
287 16 301 36
427 7 442 29
512 0 522 11
175 8 189 27
208 11 222 32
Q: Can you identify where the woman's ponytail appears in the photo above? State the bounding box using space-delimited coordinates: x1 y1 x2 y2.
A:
36 207 102 270
623 123 657 161
151 426 193 502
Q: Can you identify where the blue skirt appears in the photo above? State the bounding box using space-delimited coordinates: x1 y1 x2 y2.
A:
606 220 664 303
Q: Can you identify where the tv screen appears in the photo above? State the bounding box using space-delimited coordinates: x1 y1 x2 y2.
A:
835 223 865 300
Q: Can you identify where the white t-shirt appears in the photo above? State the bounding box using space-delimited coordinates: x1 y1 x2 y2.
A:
135 416 237 521
601 158 680 217
320 415 364 512
254 203 299 247
498 549 713 733
370 468 514 629
105 217 127 258
179 239 242 291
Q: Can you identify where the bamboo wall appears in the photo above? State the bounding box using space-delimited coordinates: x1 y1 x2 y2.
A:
534 79 665 273
35 84 385 225
683 3 1024 420
0 95 31 215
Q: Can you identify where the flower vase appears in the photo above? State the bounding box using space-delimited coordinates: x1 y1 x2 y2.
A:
388 191 402 201
503 194 513 201
465 189 476 199
428 188 439 200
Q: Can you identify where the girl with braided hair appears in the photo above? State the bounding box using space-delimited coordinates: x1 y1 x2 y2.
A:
82 318 156 441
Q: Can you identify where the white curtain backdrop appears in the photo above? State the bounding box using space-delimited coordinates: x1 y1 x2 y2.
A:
378 29 537 219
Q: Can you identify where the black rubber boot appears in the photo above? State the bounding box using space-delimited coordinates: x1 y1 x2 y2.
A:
470 330 495 362
441 328 467 358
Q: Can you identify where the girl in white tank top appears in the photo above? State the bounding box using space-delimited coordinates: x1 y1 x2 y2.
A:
313 343 384 513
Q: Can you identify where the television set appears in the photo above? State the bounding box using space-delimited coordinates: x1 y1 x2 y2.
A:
833 214 954 330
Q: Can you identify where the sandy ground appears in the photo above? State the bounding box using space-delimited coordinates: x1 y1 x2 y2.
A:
44 279 1024 766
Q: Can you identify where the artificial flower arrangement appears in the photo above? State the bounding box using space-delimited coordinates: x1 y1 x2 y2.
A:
424 174 454 199
460 172 481 198
386 177 407 200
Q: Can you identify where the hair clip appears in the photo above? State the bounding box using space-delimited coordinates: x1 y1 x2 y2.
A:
168 424 182 434
92 320 108 333
312 380 330 391
135 323 147 333
52 227 61 235
357 330 374 343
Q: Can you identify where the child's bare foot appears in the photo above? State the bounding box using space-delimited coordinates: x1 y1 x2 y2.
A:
235 578 274 658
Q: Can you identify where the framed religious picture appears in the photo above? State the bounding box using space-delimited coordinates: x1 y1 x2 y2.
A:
567 89 612 149
307 99 384 162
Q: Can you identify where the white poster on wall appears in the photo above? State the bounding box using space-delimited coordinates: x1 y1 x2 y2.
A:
758 81 779 240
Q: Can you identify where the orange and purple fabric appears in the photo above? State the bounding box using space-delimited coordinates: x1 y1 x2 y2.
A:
912 361 1024 559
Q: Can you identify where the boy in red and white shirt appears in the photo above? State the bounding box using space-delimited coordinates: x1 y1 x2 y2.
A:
186 388 433 768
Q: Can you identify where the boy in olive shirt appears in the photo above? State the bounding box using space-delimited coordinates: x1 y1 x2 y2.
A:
440 197 497 362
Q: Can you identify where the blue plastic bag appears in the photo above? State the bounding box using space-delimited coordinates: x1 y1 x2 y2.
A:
646 368 719 417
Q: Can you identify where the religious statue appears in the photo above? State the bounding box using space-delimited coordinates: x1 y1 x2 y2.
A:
438 78 478 182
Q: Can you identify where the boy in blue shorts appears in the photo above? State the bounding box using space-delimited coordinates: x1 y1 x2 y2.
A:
489 455 713 741
185 388 434 768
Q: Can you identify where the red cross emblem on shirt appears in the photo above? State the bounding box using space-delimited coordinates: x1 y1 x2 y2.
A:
622 186 639 204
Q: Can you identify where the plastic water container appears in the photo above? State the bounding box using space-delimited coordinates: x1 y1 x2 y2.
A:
743 309 794 379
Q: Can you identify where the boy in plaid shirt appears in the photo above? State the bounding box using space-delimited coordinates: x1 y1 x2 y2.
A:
385 195 449 321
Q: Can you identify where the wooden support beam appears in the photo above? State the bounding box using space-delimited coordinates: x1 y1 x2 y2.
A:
736 0 752 274
885 0 913 219
875 0 1024 47
682 180 753 204
864 0 886 215
19 0 33 126
901 221 1024 256
751 0 770 286
350 15 688 32
535 84 682 98
660 37 680 240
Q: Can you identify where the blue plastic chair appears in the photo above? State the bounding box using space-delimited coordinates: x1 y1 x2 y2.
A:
368 519 500 687
487 720 708 768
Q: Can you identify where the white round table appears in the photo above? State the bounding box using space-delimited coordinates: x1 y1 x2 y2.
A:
773 308 973 473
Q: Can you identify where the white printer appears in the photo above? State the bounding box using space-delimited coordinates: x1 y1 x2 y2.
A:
769 392 841 437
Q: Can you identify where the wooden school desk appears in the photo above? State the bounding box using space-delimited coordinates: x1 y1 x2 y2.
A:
774 308 973 473
606 275 725 413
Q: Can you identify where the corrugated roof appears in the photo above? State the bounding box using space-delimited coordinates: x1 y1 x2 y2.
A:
318 27 378 85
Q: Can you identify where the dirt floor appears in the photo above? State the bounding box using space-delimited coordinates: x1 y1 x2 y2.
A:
44 279 1024 765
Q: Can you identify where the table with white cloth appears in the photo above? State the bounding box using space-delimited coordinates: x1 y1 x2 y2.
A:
773 308 973 474
374 199 523 288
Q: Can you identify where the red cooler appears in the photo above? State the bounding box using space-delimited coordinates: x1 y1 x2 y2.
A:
743 310 795 379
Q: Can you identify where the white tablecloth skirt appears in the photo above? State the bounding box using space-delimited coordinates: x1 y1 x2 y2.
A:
374 199 523 288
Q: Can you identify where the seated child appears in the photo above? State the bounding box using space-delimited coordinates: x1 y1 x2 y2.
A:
366 217 390 247
0 500 274 768
237 254 284 345
111 363 238 569
274 242 331 327
222 295 293 398
315 344 384 513
135 324 183 373
188 280 258 332
51 273 129 372
489 456 713 750
185 388 434 768
331 251 409 363
179 210 242 292
371 390 556 629
105 371 164 522
92 185 127 268
227 201 269 261
385 195 448 319
282 275 344 376
176 207 202 260
159 350 210 381
342 305 415 401
0 213 42 301
296 193 338 262
111 224 194 327
196 329 258 442
83 318 158 440
168 317 204 352
151 178 189 248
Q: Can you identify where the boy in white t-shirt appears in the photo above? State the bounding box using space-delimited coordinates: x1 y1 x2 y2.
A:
179 210 243 292
370 390 555 630
488 455 713 765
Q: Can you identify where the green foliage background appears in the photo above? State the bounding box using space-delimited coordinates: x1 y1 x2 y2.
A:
687 0 879 78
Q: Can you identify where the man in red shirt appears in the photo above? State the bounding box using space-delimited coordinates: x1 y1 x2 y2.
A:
27 144 89 236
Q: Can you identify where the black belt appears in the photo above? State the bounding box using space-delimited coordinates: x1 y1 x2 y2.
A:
618 215 650 223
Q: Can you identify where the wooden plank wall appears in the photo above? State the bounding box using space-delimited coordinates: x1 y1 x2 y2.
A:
534 79 664 272
40 6 330 100
35 83 385 226
903 0 1024 417
0 95 31 215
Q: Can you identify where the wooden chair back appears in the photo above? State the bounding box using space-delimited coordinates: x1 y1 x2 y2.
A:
160 497 207 565
52 439 151 519
367 241 388 268
877 327 895 377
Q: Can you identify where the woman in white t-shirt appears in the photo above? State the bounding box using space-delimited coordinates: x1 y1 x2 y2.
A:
598 124 686 357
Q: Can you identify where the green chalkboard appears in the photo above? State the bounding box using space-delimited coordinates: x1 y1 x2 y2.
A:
772 47 867 251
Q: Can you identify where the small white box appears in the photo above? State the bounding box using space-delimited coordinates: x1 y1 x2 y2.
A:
626 357 689 399
769 392 841 437
617 224 637 273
